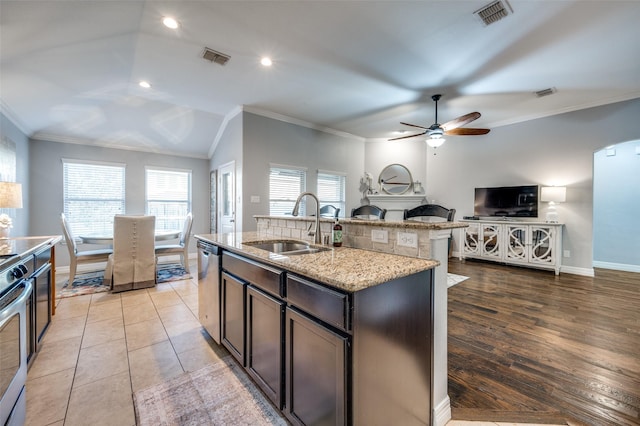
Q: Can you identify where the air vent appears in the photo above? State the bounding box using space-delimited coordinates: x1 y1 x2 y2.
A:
202 47 230 66
535 87 557 98
474 0 513 26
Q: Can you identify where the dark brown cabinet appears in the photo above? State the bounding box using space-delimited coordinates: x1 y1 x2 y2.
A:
246 285 285 409
285 307 348 426
221 271 246 364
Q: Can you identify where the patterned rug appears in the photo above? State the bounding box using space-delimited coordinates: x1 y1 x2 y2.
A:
134 355 288 426
447 273 470 288
56 263 191 299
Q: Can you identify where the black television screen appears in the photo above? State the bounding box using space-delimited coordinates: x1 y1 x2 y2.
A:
474 185 539 218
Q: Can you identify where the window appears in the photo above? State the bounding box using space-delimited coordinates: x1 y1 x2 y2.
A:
63 160 125 236
269 165 306 216
317 171 346 217
146 167 191 231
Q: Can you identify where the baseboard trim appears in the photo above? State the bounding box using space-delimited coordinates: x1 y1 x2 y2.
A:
560 265 595 277
57 253 197 275
592 261 640 273
433 395 452 426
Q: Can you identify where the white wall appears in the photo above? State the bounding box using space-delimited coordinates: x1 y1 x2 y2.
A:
593 139 640 271
365 98 640 275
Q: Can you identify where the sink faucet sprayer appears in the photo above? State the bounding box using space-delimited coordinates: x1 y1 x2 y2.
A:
292 192 322 244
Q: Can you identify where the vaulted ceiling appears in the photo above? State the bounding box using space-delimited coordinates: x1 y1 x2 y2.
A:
2 1 639 158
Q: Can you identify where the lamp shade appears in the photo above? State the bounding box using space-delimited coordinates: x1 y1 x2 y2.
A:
0 182 23 208
540 186 566 203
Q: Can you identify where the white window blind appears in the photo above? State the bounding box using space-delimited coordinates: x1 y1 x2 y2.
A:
317 171 346 217
63 160 125 236
269 166 306 216
146 168 191 231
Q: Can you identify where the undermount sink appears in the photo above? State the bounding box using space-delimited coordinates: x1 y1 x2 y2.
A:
245 240 331 256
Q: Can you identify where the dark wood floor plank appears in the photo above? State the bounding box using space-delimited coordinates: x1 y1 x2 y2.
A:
447 259 640 426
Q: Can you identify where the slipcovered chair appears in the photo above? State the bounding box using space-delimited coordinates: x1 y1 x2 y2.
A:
60 213 112 286
403 204 456 222
155 212 193 273
351 205 387 220
104 215 156 292
319 205 340 218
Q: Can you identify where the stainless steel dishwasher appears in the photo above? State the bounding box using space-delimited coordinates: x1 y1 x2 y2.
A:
197 240 221 344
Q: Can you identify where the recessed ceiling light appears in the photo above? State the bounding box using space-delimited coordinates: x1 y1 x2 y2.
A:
162 17 179 29
139 81 151 89
260 57 273 67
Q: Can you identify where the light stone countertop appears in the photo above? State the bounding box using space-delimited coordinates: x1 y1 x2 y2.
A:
194 232 439 293
254 215 468 230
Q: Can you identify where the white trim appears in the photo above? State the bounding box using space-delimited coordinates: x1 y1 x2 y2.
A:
317 169 347 176
243 106 365 142
144 165 192 173
432 395 452 426
269 163 308 172
560 265 595 277
0 100 32 135
61 158 127 168
593 261 640 274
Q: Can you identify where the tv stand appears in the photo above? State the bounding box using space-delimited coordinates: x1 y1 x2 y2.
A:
459 219 563 275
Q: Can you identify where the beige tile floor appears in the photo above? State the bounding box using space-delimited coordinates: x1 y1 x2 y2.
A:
26 262 561 426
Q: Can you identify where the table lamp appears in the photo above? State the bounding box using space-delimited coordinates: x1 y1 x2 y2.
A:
0 182 23 239
540 186 566 223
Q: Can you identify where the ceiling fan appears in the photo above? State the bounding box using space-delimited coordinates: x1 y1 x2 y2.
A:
389 94 490 147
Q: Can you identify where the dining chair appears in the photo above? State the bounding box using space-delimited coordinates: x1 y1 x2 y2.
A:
155 212 193 273
319 205 340 218
104 215 156 292
60 213 112 286
351 205 387 220
403 204 456 222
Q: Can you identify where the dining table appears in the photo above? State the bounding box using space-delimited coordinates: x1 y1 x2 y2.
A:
79 230 181 246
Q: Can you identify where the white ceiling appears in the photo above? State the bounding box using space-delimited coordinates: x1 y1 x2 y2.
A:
2 0 640 159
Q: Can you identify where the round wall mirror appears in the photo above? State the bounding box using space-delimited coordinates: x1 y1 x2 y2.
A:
378 164 413 195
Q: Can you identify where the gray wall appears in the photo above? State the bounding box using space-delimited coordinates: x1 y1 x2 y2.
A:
210 111 365 233
365 98 640 275
0 112 30 237
29 139 210 267
593 139 640 271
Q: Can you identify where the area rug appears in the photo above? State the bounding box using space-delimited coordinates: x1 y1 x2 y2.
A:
56 263 191 299
447 273 469 288
134 355 288 426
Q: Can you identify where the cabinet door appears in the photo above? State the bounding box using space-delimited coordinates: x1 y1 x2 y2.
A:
246 285 285 409
505 224 528 261
463 223 480 255
481 224 502 259
285 307 348 426
221 271 246 365
529 226 555 264
34 263 52 348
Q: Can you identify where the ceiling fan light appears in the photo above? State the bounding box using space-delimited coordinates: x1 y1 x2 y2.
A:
427 136 445 148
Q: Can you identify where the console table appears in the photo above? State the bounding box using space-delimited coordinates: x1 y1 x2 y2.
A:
459 220 563 274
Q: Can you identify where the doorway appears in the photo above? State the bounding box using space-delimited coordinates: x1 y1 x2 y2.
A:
218 161 236 234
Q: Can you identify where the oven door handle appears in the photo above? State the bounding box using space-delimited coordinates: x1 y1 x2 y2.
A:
0 281 32 325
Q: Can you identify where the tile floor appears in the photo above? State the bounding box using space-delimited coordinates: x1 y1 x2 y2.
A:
25 263 561 426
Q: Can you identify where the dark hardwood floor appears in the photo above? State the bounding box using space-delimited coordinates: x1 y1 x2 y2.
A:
447 259 639 426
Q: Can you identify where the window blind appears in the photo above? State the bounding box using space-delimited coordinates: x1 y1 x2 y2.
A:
146 168 191 230
269 166 306 216
317 172 346 217
63 161 125 236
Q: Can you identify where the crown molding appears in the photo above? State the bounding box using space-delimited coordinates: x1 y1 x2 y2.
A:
208 106 242 159
0 100 32 136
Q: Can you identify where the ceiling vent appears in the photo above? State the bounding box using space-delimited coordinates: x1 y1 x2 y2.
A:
535 87 557 98
202 47 230 66
474 0 513 26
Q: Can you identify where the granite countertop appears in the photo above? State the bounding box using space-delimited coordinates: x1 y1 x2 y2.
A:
195 232 439 292
0 236 63 269
254 215 468 230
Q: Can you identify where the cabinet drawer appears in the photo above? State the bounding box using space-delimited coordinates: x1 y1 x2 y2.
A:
287 275 349 332
223 252 284 298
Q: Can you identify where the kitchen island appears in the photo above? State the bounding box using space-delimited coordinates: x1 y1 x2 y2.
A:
196 231 440 425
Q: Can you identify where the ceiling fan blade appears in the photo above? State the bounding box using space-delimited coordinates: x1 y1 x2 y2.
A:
442 112 481 131
445 127 490 136
388 130 427 141
400 122 429 130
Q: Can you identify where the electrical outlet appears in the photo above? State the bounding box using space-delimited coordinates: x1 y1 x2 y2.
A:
563 250 571 258
371 229 388 244
250 195 260 203
397 232 418 248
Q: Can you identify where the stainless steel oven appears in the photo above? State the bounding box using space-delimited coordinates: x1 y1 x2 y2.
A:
0 256 33 426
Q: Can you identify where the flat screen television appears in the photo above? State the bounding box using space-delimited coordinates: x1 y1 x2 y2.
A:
474 185 539 218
